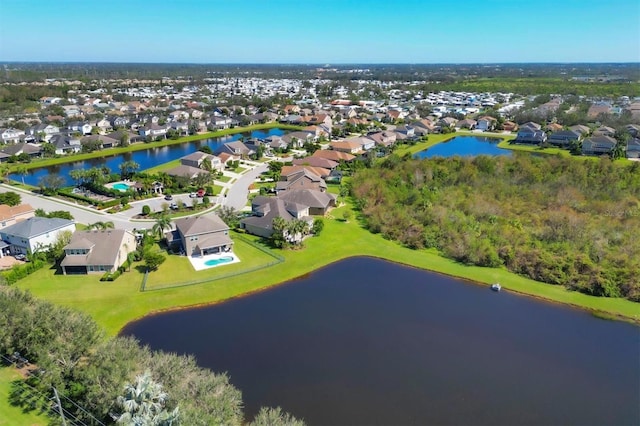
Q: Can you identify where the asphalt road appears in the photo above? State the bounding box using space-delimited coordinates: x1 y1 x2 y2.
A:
0 184 151 230
224 163 268 210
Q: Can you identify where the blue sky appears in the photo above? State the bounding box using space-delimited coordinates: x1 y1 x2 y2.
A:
0 0 638 63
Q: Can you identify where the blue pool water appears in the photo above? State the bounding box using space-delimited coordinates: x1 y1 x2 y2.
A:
204 256 234 266
415 136 512 158
112 183 130 191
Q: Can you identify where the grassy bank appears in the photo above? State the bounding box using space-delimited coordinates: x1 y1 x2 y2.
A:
11 123 302 172
0 367 47 426
15 202 639 337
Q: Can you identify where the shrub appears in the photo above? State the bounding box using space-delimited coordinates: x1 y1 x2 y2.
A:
1 259 45 285
142 205 151 216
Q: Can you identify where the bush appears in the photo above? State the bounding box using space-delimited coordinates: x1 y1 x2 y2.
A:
142 205 151 216
100 269 122 282
1 259 45 285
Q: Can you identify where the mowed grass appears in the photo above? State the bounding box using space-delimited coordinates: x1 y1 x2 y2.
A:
145 236 279 290
0 368 47 426
16 204 640 337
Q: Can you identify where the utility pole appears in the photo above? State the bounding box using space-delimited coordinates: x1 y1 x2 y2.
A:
52 386 68 426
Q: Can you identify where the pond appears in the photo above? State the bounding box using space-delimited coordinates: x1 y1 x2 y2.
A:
415 136 512 158
120 257 639 426
12 128 285 187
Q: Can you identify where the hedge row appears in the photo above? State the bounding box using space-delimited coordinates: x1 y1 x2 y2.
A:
1 259 45 285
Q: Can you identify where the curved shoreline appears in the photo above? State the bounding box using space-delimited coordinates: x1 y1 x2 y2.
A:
118 253 639 336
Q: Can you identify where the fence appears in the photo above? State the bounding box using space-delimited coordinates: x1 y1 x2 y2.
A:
139 234 283 292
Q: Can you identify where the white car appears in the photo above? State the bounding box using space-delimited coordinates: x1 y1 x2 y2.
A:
189 192 197 198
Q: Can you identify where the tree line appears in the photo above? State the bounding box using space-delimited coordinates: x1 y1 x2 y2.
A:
0 286 304 425
351 154 640 301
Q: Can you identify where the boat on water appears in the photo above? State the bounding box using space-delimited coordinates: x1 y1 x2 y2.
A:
491 283 502 292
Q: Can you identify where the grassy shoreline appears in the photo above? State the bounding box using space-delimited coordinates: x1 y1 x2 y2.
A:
10 123 302 172
14 202 639 337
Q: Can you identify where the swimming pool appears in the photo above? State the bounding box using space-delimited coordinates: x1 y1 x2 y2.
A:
112 183 131 192
204 256 234 266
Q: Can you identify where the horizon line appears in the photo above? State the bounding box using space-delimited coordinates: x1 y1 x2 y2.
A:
1 61 639 66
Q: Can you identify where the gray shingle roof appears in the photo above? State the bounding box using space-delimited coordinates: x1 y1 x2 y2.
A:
61 230 132 267
175 214 229 237
1 217 74 239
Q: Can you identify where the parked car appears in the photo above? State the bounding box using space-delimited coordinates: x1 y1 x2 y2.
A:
164 194 173 200
170 202 178 210
197 189 206 197
189 192 197 198
14 254 26 261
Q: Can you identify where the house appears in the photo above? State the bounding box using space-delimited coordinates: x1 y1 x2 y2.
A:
626 138 640 159
0 204 35 232
139 123 168 139
209 116 233 130
366 131 397 147
170 214 233 257
512 124 546 145
545 123 564 133
276 168 327 193
437 117 458 128
476 116 497 131
59 229 137 275
547 130 581 147
110 116 130 128
312 149 355 162
593 126 616 137
281 165 330 179
0 217 75 255
625 124 640 138
240 196 312 239
169 121 189 135
0 128 25 144
582 136 617 156
394 125 416 140
292 156 338 170
180 151 224 172
521 121 542 130
502 121 518 132
68 122 93 135
267 135 288 150
277 189 336 216
587 103 611 119
49 134 82 155
215 141 254 158
457 119 477 130
569 124 590 136
1 143 42 158
282 131 315 148
96 119 112 134
81 134 119 150
330 140 363 154
25 124 59 141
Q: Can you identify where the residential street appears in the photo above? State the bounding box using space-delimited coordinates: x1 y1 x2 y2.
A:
0 161 265 228
224 163 268 210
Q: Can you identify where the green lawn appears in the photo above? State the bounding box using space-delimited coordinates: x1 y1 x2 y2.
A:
144 159 180 173
216 175 232 183
0 368 47 426
15 203 640 337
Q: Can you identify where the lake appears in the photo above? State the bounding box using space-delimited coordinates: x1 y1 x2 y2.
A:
120 257 640 426
12 128 285 187
415 136 512 158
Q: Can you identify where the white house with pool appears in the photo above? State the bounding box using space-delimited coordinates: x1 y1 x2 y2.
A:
166 214 239 271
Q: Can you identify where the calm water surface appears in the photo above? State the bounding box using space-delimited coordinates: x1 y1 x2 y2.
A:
14 129 284 186
415 136 512 158
121 257 639 426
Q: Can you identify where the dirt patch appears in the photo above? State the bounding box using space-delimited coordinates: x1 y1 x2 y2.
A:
0 256 23 270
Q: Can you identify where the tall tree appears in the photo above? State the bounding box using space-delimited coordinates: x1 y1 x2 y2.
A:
152 216 172 240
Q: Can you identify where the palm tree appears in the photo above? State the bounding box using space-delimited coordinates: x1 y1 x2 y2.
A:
115 370 179 426
0 164 10 183
15 165 28 186
87 221 115 230
152 215 172 240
